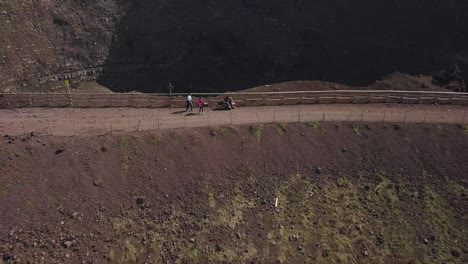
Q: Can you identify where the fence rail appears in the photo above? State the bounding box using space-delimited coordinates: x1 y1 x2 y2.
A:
1 90 467 108
1 108 466 137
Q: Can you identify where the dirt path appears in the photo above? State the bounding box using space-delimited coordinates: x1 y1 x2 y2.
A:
0 104 466 136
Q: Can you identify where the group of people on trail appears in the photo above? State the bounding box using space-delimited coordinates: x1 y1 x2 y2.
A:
185 93 235 113
185 93 204 114
223 96 234 110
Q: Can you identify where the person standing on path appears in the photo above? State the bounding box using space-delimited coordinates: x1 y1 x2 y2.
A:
198 97 204 114
186 93 193 112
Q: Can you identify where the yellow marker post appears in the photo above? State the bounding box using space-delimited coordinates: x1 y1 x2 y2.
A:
64 79 70 90
65 80 73 106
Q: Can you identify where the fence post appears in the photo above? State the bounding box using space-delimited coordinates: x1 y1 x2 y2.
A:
423 111 428 123
463 111 466 124
157 116 160 130
322 112 325 122
137 120 141 131
273 111 276 123
383 110 386 122
231 110 233 125
22 122 26 134
74 123 77 136
28 95 32 106
347 111 352 122
110 122 113 135
256 113 261 123
185 115 187 128
403 110 408 123
298 112 301 123
48 122 53 135
443 112 447 124
360 109 364 122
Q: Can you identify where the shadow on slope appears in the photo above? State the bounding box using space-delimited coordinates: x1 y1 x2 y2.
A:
97 0 468 93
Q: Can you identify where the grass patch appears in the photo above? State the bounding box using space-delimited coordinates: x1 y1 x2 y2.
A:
90 171 466 263
151 135 161 146
118 136 140 154
352 125 361 136
249 125 263 142
211 127 232 136
108 218 141 262
172 132 183 144
122 156 131 173
208 192 216 208
275 123 287 135
307 121 321 129
424 188 464 262
219 186 255 229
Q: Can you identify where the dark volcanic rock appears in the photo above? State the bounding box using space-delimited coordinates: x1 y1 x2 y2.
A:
1 1 467 92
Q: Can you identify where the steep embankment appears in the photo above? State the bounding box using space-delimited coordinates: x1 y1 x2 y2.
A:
0 0 127 93
0 123 467 263
1 1 468 93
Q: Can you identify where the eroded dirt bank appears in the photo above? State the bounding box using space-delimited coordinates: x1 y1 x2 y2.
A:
0 123 467 263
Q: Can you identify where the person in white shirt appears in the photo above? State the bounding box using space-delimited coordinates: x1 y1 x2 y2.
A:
186 93 193 112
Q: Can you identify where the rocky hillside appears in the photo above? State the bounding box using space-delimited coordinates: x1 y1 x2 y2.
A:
0 123 467 263
0 0 127 92
1 1 467 93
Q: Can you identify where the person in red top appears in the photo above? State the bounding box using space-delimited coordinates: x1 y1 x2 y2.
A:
198 97 204 114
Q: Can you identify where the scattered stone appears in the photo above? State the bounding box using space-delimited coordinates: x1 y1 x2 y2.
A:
100 146 108 152
423 238 429 244
62 241 72 248
364 124 373 130
314 167 322 174
93 181 101 187
300 132 305 136
298 244 303 251
189 238 195 243
55 148 65 155
136 197 145 205
236 232 241 239
342 147 348 153
65 253 70 258
215 244 223 252
363 250 369 256
450 249 460 258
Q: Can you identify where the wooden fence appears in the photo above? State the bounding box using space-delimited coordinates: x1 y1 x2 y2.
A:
0 90 467 109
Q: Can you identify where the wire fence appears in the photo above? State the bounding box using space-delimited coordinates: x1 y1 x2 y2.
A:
1 109 466 137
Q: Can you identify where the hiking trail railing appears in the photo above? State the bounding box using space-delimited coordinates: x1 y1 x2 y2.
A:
1 90 467 108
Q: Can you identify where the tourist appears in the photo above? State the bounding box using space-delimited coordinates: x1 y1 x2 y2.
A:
186 93 193 112
199 97 204 114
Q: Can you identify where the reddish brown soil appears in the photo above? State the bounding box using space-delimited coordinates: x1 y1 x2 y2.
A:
0 123 467 263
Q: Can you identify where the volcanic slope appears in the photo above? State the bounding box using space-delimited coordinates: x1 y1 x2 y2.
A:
0 123 467 263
